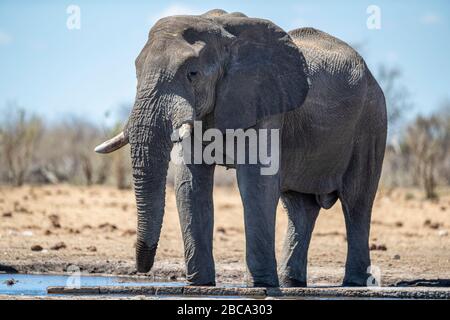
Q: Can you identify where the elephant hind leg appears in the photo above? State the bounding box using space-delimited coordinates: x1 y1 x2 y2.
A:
279 191 320 287
339 134 385 286
340 195 374 286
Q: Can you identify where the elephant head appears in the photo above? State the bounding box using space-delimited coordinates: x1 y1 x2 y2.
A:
95 10 310 273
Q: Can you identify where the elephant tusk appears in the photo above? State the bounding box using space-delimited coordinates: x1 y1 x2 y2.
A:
171 122 193 143
179 123 193 140
94 131 129 154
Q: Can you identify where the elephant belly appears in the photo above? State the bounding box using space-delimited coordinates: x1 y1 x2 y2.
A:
279 97 362 195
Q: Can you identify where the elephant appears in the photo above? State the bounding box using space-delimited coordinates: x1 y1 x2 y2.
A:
95 9 387 287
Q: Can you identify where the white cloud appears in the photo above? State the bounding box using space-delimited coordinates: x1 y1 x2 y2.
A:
420 13 442 25
149 4 201 26
0 30 12 46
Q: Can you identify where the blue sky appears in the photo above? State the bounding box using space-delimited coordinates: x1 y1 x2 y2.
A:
0 0 449 126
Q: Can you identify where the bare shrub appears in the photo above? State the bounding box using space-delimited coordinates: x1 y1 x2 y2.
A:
0 103 133 188
107 105 132 189
37 117 105 185
0 104 44 186
377 65 413 133
108 123 131 189
403 108 449 199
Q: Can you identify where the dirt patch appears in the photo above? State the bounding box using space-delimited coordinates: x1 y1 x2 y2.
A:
0 185 449 285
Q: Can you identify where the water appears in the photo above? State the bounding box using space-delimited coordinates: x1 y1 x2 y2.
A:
2 274 440 299
0 273 183 296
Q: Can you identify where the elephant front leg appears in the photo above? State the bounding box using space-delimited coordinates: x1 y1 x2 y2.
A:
174 162 216 286
236 164 280 287
279 192 320 287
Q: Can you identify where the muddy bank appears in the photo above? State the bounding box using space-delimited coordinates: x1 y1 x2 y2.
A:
47 285 450 299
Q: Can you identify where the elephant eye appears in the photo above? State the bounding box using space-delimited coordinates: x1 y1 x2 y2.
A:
187 71 198 82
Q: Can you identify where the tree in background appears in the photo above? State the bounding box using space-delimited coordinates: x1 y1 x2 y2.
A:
377 65 414 189
377 65 413 134
108 103 132 189
39 117 94 184
0 92 447 196
403 105 449 199
108 122 131 189
0 102 134 187
0 103 44 186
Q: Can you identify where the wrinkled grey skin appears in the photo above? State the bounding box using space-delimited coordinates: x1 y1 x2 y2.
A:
103 9 387 287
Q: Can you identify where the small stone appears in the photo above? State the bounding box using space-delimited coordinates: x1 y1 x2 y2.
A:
50 242 66 250
395 221 403 227
22 230 33 237
370 243 387 251
122 229 136 236
14 204 31 214
44 230 52 236
98 223 117 232
87 246 97 252
2 212 12 218
217 227 226 234
31 245 43 252
48 214 61 228
429 222 441 229
393 254 401 260
438 230 448 237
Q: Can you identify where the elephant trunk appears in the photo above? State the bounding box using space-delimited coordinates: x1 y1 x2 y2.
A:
133 155 169 273
129 98 173 273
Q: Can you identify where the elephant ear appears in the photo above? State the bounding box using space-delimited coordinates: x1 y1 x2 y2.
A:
212 17 310 131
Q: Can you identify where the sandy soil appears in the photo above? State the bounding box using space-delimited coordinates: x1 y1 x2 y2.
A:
0 184 449 286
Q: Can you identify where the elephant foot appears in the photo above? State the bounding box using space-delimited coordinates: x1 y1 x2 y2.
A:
343 273 375 287
252 282 279 288
342 280 367 287
186 273 216 286
247 272 279 287
280 277 307 288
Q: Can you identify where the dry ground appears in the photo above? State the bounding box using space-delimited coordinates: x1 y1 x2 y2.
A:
0 183 449 286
